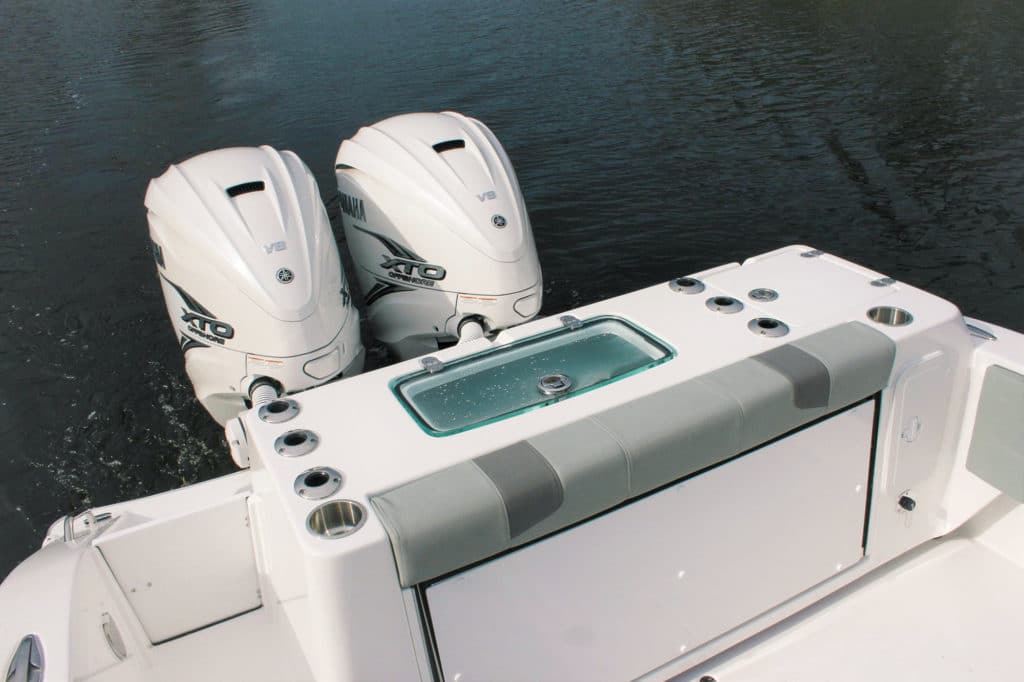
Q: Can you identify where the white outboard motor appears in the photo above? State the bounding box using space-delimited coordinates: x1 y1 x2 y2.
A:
335 111 543 359
145 146 364 425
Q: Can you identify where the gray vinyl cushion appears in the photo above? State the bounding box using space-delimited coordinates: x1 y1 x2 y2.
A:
966 365 1024 501
372 321 895 586
789 322 895 409
371 461 509 586
752 345 830 409
700 357 825 456
593 378 743 496
473 442 564 537
513 418 629 543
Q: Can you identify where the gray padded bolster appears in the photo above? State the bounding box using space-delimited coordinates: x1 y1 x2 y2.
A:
372 321 895 586
967 366 1024 502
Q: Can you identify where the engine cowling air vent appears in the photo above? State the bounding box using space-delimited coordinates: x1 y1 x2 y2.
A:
432 139 465 153
226 181 265 197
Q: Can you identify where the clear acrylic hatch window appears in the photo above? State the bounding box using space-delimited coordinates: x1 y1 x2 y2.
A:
392 316 674 436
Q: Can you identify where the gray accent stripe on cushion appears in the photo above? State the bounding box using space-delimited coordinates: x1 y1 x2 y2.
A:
473 443 564 538
753 344 831 408
701 358 828 454
513 418 630 544
791 322 895 409
967 365 1024 502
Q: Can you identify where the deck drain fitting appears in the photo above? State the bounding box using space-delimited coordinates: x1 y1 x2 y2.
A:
669 277 706 294
748 288 779 302
101 613 127 661
867 306 913 327
538 373 573 396
258 398 300 424
275 429 319 457
294 467 343 500
748 317 790 337
870 277 896 287
705 296 744 314
307 500 366 539
800 249 824 258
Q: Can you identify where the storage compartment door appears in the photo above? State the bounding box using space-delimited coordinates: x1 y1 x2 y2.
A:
425 401 875 682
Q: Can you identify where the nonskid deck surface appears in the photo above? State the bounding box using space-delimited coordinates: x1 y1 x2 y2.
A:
82 604 313 682
674 496 1024 682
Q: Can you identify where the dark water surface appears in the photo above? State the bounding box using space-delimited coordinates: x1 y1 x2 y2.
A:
1 0 1022 576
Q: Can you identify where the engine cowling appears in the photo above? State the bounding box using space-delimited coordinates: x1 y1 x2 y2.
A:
335 111 543 360
145 146 363 424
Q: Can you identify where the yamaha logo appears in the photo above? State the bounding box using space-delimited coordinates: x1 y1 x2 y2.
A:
339 193 367 221
492 214 507 228
276 268 294 284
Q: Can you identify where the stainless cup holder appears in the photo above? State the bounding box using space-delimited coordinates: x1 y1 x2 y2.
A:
307 500 366 539
867 306 913 326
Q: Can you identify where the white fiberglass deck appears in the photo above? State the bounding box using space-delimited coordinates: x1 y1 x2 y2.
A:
673 495 1024 682
86 606 312 682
